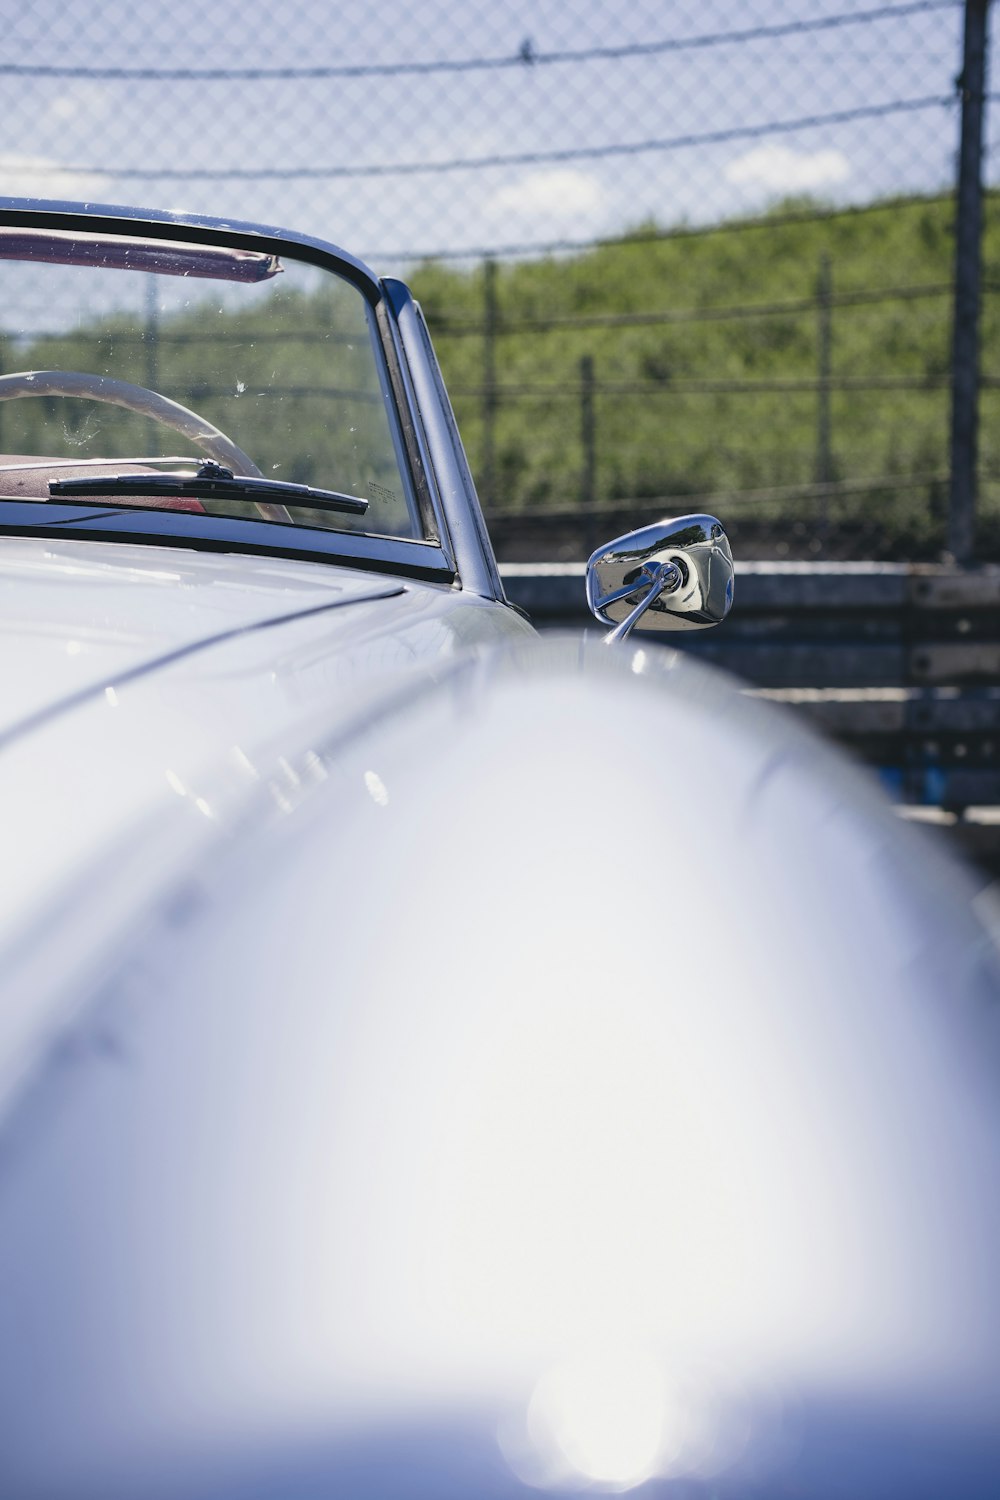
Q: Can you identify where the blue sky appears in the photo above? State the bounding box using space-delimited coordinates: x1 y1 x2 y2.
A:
0 0 973 270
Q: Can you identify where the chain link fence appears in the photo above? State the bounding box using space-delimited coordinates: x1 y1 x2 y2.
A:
0 0 994 560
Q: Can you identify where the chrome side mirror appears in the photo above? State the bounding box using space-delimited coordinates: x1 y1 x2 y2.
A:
586 514 734 644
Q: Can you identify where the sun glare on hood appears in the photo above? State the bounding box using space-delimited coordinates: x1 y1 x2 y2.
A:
525 1351 670 1489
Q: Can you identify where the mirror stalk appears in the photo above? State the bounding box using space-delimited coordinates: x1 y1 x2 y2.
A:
602 559 682 644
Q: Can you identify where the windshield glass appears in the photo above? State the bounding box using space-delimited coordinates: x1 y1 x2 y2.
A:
0 225 421 539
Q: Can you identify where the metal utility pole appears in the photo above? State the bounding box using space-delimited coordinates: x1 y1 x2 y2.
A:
580 354 596 553
481 258 498 508
816 252 833 533
948 0 991 564
144 277 160 457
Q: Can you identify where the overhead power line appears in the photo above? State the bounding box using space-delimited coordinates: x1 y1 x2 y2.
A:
365 192 955 263
0 2 958 81
430 282 952 337
482 471 950 523
7 95 952 183
35 279 949 351
449 374 963 398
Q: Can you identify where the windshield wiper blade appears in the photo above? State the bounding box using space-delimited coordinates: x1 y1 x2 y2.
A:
49 461 368 515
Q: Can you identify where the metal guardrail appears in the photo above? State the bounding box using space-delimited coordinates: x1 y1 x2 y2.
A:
501 560 1000 874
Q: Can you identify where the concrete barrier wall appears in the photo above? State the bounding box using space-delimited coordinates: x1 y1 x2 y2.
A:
501 561 1000 872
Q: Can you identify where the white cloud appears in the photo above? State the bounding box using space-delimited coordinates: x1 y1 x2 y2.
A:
0 154 111 203
483 168 607 239
48 84 112 124
724 145 851 193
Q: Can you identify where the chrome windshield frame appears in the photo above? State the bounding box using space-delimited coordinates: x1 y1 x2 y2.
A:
382 278 506 602
0 198 471 586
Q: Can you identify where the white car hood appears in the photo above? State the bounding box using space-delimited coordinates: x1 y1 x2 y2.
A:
0 533 529 1102
0 533 404 741
1 537 999 1500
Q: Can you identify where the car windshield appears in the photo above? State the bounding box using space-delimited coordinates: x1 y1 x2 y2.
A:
0 225 422 540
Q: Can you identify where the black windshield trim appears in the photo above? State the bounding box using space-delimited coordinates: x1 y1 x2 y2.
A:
0 201 382 304
0 501 457 583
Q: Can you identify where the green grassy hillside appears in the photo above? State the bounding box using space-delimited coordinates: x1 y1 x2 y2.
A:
412 193 999 553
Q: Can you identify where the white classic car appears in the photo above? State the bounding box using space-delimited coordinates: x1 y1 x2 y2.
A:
0 199 998 1500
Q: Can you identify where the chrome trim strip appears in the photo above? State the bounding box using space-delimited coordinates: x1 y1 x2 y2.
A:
413 298 506 602
375 298 452 558
382 278 503 601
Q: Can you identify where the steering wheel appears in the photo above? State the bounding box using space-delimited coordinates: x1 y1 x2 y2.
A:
0 369 289 522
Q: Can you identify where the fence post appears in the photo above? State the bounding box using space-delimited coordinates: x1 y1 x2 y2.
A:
949 0 991 564
144 277 160 456
816 252 833 534
580 354 596 553
481 257 498 508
